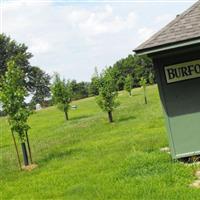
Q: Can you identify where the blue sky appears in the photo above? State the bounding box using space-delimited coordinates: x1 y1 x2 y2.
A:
1 0 196 81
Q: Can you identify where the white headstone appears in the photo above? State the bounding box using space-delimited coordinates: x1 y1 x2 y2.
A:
36 103 41 111
71 105 77 110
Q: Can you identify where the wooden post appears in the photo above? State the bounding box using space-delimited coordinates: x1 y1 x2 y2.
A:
64 111 69 121
11 130 22 170
144 86 147 104
108 111 113 123
21 142 29 166
26 131 33 164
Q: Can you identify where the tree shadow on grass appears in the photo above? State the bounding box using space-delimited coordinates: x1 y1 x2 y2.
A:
131 93 141 97
0 144 10 149
70 115 91 121
117 115 136 123
39 147 84 164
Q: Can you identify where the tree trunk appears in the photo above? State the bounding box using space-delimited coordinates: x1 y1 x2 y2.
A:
108 111 113 123
64 110 69 121
144 96 147 104
144 87 147 104
21 142 29 166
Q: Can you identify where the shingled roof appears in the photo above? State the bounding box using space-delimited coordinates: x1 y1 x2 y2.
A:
135 0 200 54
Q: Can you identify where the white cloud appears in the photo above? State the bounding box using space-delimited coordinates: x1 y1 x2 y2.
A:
3 2 138 45
78 12 136 36
155 14 174 24
2 1 191 81
63 5 137 37
3 1 139 81
29 38 52 54
137 27 155 42
135 14 174 45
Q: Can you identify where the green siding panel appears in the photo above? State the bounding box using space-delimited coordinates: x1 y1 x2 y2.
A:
170 112 200 158
153 47 200 159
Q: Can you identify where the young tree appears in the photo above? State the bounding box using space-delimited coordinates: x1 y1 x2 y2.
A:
124 75 133 96
140 77 147 104
96 71 119 123
51 73 72 121
0 60 31 166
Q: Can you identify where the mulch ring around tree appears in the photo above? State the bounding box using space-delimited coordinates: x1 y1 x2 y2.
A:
190 170 200 189
22 163 38 171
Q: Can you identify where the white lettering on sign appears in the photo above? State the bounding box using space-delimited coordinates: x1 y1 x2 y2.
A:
164 59 200 83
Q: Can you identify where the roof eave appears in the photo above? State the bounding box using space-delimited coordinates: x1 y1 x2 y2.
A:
134 38 200 56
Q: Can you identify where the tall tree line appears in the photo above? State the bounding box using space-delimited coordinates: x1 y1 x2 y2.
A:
89 54 155 96
0 34 155 168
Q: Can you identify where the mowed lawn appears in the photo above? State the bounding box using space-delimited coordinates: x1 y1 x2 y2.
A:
0 85 199 200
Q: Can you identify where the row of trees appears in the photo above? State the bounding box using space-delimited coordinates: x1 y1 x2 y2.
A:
51 68 149 124
0 34 154 114
0 34 92 115
0 34 155 111
51 53 155 104
0 34 153 169
0 60 149 170
89 55 155 96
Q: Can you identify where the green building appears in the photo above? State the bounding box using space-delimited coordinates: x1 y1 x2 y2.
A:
135 1 200 159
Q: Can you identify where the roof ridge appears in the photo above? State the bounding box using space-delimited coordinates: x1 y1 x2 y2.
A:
135 0 200 51
162 0 200 33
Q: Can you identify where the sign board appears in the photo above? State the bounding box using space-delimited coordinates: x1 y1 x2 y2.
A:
165 59 200 83
156 50 200 159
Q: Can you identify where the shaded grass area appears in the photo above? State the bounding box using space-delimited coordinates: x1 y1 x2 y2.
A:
0 85 199 199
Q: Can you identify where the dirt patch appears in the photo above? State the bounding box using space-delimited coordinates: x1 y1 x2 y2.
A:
190 180 200 188
160 147 170 154
196 170 200 178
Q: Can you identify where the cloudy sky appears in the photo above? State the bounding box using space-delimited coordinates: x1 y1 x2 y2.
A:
1 0 196 81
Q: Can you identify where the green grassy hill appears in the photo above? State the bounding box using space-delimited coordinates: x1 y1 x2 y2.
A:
0 85 199 199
